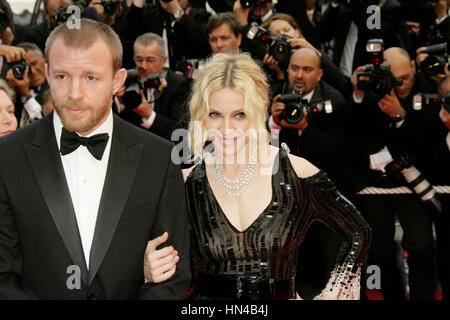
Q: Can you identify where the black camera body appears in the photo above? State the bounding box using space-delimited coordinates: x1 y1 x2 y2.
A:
175 58 204 80
413 92 450 113
279 93 334 124
100 1 118 17
9 60 30 80
357 39 403 103
419 42 448 78
122 69 168 110
240 0 269 9
247 22 292 69
51 3 85 24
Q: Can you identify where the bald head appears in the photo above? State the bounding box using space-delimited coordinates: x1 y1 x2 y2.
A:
288 48 323 94
291 48 321 68
382 47 415 99
384 47 411 65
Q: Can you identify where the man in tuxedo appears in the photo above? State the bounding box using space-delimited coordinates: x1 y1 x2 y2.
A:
0 18 190 299
269 48 349 184
348 47 439 299
116 32 189 142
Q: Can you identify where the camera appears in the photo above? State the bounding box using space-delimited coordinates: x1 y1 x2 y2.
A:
122 69 168 110
175 58 205 80
99 1 118 17
279 93 334 124
357 39 403 103
50 3 85 24
419 42 448 78
385 155 443 215
247 22 292 69
9 60 30 80
412 92 450 113
240 0 269 9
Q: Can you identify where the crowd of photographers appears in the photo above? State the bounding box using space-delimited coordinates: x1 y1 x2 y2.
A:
0 0 449 300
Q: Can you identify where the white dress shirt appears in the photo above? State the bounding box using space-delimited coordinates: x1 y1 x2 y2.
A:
53 110 113 268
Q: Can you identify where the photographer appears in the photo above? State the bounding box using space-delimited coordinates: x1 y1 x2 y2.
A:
5 42 49 128
319 0 414 78
121 0 210 68
269 48 349 188
116 32 189 142
26 0 104 54
349 46 441 300
260 12 352 97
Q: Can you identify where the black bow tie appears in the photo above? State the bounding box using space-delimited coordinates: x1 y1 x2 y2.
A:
60 127 109 160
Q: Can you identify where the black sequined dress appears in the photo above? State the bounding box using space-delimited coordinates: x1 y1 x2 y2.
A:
185 149 370 300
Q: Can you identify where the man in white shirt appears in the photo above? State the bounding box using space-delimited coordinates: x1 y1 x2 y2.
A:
0 18 190 300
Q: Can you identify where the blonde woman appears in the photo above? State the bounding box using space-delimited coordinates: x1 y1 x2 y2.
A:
144 53 370 300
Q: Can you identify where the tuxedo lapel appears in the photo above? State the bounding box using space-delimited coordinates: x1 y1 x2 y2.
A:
23 114 89 286
88 116 143 285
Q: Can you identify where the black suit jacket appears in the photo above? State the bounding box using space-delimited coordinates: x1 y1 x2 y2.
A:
0 112 191 299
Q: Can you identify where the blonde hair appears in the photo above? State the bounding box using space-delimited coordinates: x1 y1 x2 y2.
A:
188 53 270 159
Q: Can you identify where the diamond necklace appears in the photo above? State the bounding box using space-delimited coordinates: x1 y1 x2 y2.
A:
213 149 257 197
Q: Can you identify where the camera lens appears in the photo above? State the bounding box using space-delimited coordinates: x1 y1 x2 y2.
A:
420 55 446 78
282 103 305 124
103 2 117 16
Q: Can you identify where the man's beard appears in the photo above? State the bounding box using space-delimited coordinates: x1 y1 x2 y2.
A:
55 99 110 135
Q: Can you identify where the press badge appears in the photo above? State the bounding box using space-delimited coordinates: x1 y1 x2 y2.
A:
369 146 393 172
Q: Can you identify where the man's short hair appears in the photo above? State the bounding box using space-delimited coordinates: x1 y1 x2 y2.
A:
134 32 166 59
206 12 242 37
0 79 16 103
17 42 44 57
45 18 123 71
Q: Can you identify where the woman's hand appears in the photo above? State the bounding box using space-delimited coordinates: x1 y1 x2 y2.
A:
144 232 179 283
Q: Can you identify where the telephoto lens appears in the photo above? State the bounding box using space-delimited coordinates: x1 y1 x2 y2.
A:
385 156 443 214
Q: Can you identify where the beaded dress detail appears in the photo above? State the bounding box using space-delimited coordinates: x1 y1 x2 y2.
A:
185 149 371 299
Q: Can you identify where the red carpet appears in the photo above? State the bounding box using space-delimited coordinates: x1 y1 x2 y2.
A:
366 290 443 300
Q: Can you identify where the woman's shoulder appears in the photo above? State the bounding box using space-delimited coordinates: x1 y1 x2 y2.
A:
275 146 320 179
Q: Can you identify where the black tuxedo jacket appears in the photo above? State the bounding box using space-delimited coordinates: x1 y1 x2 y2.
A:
0 113 191 299
118 68 189 142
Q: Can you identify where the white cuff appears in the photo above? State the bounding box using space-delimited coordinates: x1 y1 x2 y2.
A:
436 15 448 25
23 97 43 120
394 119 405 129
141 111 156 129
353 91 364 104
268 115 282 133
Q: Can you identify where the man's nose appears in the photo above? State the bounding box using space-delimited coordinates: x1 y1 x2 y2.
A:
68 78 83 100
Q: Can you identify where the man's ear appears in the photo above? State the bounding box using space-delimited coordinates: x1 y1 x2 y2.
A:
411 60 416 73
112 68 127 94
45 62 49 82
